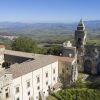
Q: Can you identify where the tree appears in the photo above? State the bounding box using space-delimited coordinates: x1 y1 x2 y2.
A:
47 45 63 55
11 37 38 53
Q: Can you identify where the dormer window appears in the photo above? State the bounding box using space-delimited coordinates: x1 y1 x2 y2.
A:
37 76 40 83
27 81 30 88
53 69 55 74
16 87 20 93
45 72 48 78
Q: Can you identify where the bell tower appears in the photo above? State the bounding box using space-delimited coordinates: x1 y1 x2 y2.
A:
75 19 87 55
74 19 87 71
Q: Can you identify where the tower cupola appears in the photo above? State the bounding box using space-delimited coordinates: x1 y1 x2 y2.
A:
77 19 85 31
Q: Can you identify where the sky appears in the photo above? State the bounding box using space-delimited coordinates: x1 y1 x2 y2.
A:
0 0 99 23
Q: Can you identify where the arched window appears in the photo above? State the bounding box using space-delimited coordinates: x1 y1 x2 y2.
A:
78 38 82 46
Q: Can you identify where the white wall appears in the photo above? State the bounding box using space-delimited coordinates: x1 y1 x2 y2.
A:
51 62 58 86
33 68 43 100
13 77 22 100
0 55 4 68
13 61 58 100
22 72 33 100
0 47 5 68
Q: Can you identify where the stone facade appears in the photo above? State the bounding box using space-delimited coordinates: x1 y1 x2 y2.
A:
62 41 78 85
83 45 100 74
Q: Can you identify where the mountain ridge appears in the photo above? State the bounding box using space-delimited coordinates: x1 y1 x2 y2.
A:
0 20 100 35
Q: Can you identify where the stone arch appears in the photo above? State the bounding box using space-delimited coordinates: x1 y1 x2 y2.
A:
84 60 92 73
97 62 100 75
78 38 82 45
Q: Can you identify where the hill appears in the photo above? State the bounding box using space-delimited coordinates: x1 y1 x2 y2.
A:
0 20 99 43
0 20 100 36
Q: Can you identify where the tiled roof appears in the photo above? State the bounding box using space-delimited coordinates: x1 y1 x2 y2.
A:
52 55 75 63
0 49 75 79
0 70 11 77
0 45 5 48
6 55 57 79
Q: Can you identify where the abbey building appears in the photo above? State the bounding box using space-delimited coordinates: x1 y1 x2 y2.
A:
0 19 99 100
0 44 77 100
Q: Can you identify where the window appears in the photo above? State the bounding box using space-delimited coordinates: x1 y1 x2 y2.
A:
4 75 6 77
5 88 8 91
53 88 55 91
16 97 19 100
78 38 82 45
27 81 30 88
62 68 65 73
16 87 19 93
72 67 73 70
37 86 40 90
46 81 48 85
53 69 55 74
45 72 48 78
74 72 76 76
77 60 79 63
6 92 9 98
37 76 40 83
28 91 30 96
53 77 55 81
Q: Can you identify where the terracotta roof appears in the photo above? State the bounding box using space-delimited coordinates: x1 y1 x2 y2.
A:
52 56 75 63
1 50 75 79
0 45 5 48
6 55 57 79
5 50 75 63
